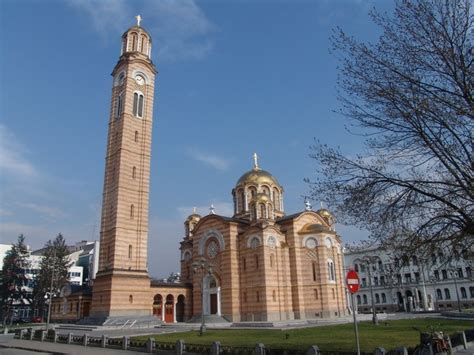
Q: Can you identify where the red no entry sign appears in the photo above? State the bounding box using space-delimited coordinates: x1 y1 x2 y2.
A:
346 270 360 294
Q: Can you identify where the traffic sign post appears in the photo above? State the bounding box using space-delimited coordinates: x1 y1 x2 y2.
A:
346 270 361 355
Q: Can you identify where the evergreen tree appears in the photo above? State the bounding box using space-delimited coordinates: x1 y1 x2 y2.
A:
1 234 30 326
33 234 71 316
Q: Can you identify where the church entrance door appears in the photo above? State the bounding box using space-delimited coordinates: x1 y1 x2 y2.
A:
210 294 218 315
164 295 174 323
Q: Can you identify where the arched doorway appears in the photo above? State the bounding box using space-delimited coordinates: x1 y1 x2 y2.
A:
164 294 174 323
405 290 414 312
176 295 185 322
153 294 163 320
203 274 221 316
417 289 424 310
396 292 404 311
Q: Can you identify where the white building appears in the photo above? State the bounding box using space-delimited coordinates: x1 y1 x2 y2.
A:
344 246 474 313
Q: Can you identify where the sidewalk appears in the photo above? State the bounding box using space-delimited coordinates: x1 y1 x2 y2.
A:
0 335 148 355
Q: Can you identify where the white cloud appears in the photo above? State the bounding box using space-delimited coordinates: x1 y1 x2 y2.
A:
0 124 38 179
17 202 66 219
67 0 128 38
68 0 216 61
187 148 231 171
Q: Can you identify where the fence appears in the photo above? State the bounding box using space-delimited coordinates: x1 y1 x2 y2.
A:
15 328 474 355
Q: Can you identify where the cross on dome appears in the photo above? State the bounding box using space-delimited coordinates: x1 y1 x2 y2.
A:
253 152 260 170
305 199 312 211
135 14 142 27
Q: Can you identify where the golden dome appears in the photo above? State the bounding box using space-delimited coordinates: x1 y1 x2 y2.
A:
237 168 280 187
316 208 335 224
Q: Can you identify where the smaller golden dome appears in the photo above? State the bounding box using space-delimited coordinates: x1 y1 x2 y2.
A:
316 208 335 225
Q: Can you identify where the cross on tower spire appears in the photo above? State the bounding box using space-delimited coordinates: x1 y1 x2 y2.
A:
135 14 142 27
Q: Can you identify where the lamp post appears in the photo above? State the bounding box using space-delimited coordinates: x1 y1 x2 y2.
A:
46 250 56 330
448 269 462 312
362 256 379 325
192 257 214 335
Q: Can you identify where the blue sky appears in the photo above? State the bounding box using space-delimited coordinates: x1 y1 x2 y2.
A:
0 0 393 277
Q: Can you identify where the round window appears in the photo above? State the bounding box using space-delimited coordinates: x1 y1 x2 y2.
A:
207 240 219 259
305 237 317 249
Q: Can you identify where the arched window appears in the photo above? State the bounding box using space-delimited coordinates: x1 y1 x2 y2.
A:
381 293 386 303
128 245 132 259
460 287 467 299
312 262 317 281
444 288 451 300
327 259 335 281
273 188 280 210
134 131 139 142
130 204 134 219
132 33 137 51
132 166 136 178
357 295 361 305
260 204 266 219
133 92 144 118
116 92 124 118
270 254 274 268
436 289 443 300
363 295 368 304
375 293 380 304
354 263 359 272
470 287 474 298
240 190 245 212
314 289 319 300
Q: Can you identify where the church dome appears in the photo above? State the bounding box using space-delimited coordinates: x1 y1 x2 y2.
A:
236 168 279 187
316 208 335 226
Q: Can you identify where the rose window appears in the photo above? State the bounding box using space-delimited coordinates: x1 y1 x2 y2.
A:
305 237 317 250
207 240 219 259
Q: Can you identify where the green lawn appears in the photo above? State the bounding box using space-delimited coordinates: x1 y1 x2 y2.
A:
134 318 473 353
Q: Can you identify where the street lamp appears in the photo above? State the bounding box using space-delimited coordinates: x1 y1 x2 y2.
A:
192 257 214 335
362 256 379 325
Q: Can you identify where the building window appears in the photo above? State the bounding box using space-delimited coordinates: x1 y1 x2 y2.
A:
375 293 380 304
363 295 368 304
272 290 276 302
354 263 359 272
128 245 132 259
116 92 124 118
134 131 139 142
314 289 319 300
442 270 448 279
133 92 144 118
255 255 259 270
457 268 464 278
270 254 274 268
436 289 443 300
381 293 386 303
444 288 451 300
434 270 440 280
130 204 134 219
461 287 467 299
466 267 472 278
256 291 260 302
327 259 335 281
357 295 361 305
312 262 317 281
132 166 136 178
470 287 474 298
129 295 133 304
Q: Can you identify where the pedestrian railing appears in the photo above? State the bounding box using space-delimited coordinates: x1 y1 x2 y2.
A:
14 327 474 354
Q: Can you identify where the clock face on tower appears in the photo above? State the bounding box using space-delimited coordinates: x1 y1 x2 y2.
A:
135 75 145 85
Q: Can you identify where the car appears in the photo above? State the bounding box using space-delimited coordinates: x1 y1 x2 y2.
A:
31 316 43 323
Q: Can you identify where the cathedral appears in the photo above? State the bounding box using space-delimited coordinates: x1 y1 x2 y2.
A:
177 155 348 322
52 17 348 325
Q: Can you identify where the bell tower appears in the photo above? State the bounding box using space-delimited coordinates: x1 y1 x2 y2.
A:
90 16 157 319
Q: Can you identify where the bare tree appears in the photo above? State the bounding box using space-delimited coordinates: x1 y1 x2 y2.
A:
308 0 473 256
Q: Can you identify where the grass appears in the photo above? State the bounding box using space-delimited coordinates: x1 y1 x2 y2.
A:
133 318 473 353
